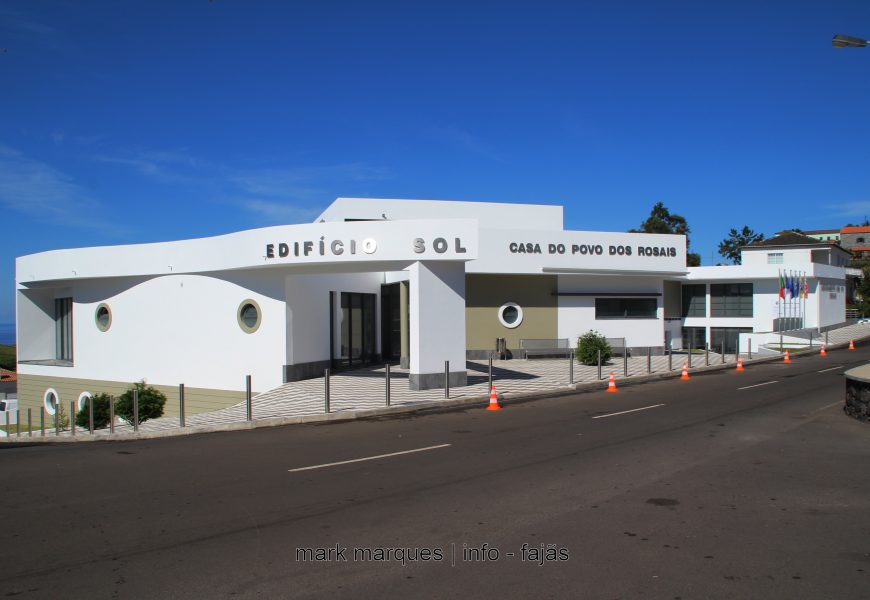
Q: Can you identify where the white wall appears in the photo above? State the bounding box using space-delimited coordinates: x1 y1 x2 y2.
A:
409 261 466 375
16 288 55 361
556 275 665 347
16 218 479 284
472 229 687 275
18 272 287 392
741 247 812 266
818 277 846 328
317 198 564 231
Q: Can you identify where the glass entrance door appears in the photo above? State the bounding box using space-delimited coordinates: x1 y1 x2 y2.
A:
339 292 376 367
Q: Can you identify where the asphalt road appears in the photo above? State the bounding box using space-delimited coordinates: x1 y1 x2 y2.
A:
2 348 869 599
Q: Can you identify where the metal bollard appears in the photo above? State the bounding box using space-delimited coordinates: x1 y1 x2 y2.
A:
668 346 672 371
623 349 628 377
27 408 32 438
647 346 652 373
705 344 710 366
447 360 454 397
40 407 44 437
386 364 391 407
5 411 8 435
688 345 692 369
748 340 752 360
324 369 331 413
246 375 252 422
735 341 739 364
488 356 493 392
721 342 726 364
89 397 94 434
54 407 59 436
825 331 829 346
109 396 115 434
16 409 20 437
133 390 139 433
179 384 186 427
569 353 574 384
597 349 602 380
70 402 76 436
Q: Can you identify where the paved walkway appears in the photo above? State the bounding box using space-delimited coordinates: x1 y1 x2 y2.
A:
18 323 870 439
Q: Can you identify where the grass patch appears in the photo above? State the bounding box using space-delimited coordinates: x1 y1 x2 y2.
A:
0 345 15 371
1 422 53 435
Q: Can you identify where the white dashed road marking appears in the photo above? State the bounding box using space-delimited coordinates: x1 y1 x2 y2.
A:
288 443 451 472
738 381 778 390
591 404 665 419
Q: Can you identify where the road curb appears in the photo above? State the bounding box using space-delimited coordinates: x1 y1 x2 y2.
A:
0 342 853 445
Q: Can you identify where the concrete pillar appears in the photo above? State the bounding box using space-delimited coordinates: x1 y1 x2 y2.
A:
399 280 410 369
408 261 467 390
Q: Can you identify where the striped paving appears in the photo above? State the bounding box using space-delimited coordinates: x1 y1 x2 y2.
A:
36 322 870 438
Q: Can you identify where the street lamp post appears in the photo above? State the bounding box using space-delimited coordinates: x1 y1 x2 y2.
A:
833 34 868 48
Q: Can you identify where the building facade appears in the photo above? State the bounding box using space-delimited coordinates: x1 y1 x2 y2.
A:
15 198 847 420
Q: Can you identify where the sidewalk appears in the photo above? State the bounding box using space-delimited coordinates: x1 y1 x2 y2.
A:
6 323 867 442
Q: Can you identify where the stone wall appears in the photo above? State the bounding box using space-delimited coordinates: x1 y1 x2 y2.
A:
845 373 870 422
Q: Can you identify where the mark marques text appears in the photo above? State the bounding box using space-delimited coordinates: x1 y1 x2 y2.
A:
296 543 569 567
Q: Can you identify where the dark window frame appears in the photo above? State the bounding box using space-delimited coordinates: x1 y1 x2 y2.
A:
710 283 753 317
595 297 658 320
681 284 706 317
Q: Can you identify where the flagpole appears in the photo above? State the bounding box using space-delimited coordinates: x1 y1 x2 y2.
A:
801 271 813 328
779 269 783 351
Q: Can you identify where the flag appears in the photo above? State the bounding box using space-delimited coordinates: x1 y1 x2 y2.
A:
804 274 809 299
779 270 785 299
785 272 792 299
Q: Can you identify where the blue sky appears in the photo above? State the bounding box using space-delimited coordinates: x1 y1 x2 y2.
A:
2 0 870 324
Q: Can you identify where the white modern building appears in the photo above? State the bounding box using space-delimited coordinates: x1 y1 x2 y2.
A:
15 198 847 419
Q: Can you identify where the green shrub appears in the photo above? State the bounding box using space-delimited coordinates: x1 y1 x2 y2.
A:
115 382 166 425
576 330 612 366
74 393 112 429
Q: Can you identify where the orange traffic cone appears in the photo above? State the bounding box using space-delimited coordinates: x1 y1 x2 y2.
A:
783 350 791 363
736 357 744 371
820 344 827 356
606 371 618 392
486 385 501 411
680 363 690 380
849 339 856 350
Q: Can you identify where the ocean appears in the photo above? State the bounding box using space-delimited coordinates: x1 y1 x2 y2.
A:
0 324 15 346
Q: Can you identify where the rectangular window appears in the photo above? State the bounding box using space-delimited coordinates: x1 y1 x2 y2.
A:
767 253 783 264
681 326 707 350
54 297 73 361
595 298 658 319
710 283 753 317
710 327 752 354
681 284 706 317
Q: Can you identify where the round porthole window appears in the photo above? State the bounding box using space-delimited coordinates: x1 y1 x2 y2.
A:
95 303 112 332
44 388 59 416
237 299 261 333
78 392 92 411
498 302 523 329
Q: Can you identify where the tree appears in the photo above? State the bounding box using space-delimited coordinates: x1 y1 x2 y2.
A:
630 201 701 266
115 381 167 425
856 267 870 317
718 226 764 265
